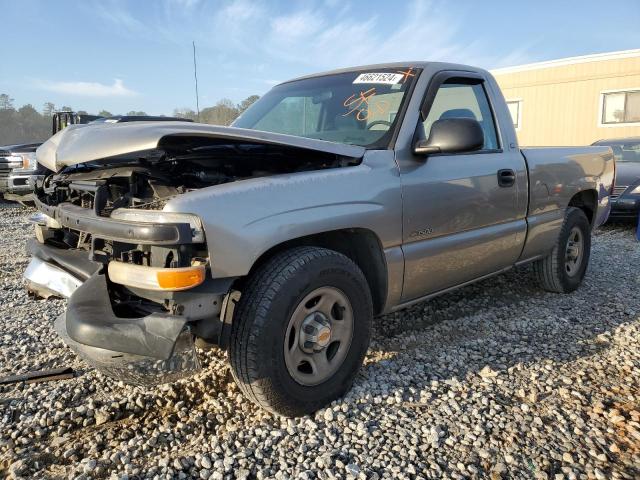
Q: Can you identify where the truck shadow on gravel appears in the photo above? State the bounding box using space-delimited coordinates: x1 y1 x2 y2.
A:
358 222 637 391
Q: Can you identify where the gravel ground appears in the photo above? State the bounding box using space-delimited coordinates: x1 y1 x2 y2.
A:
1 200 639 480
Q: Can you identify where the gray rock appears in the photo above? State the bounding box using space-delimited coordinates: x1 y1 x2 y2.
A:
0 203 638 480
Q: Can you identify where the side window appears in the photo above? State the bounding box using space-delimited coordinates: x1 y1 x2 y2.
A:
423 81 499 150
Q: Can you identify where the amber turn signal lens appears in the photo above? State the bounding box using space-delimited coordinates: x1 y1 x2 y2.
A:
156 267 205 290
108 262 206 291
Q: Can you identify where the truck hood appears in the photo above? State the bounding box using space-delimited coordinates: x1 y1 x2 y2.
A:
1 143 42 155
36 121 366 172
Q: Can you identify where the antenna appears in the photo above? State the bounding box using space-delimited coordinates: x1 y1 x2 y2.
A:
192 41 200 121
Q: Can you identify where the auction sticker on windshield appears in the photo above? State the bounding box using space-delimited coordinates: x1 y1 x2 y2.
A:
353 73 404 84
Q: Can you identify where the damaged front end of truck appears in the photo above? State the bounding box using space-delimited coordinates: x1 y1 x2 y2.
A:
25 121 362 385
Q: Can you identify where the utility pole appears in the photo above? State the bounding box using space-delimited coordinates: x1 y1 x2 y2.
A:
193 41 200 122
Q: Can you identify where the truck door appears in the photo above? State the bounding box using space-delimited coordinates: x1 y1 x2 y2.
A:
399 73 527 302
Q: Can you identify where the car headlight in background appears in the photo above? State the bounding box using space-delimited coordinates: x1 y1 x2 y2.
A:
110 209 205 242
11 152 37 170
630 185 640 195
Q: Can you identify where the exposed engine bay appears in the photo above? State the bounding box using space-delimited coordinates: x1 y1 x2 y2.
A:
36 136 359 218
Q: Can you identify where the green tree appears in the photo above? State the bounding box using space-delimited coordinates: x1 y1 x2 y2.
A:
126 110 147 116
43 102 56 116
0 94 14 110
237 95 260 115
200 99 239 126
173 108 198 121
16 104 49 142
0 92 263 146
0 101 50 145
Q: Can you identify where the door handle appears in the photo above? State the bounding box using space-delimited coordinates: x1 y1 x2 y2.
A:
497 169 516 187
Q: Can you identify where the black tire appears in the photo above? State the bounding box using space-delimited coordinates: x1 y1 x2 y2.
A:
533 207 591 293
229 246 373 416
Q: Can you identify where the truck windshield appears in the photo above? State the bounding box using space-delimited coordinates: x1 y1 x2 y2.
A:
232 67 419 148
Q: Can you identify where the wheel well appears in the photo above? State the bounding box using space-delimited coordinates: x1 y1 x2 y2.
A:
241 229 388 315
568 189 597 225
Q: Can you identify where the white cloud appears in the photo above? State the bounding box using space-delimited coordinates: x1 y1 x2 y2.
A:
263 0 534 70
85 0 536 90
93 2 149 36
271 10 325 39
36 79 137 97
219 0 262 22
168 0 201 8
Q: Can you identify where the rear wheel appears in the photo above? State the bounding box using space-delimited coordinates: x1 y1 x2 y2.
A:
229 246 373 416
533 207 591 293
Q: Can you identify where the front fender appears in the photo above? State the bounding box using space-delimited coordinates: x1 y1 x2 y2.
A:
164 150 402 278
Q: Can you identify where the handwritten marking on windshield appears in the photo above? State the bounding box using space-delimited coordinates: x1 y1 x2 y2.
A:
342 88 390 121
397 68 416 83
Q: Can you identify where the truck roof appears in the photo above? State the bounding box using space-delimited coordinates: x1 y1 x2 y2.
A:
282 61 490 85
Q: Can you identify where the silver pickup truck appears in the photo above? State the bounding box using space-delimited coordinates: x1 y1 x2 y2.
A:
0 143 40 201
25 62 614 416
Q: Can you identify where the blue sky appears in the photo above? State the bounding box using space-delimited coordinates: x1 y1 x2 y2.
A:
1 0 639 115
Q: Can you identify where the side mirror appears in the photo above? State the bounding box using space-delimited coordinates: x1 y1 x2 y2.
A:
414 118 484 156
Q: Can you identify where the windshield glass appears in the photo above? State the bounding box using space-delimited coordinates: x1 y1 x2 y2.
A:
597 141 640 162
232 67 419 148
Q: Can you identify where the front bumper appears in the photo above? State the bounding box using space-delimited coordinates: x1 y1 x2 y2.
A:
25 238 100 298
609 195 640 219
57 272 201 385
25 257 83 298
68 273 188 359
34 197 194 245
55 314 200 387
25 236 203 384
0 157 22 193
26 198 227 385
7 171 40 194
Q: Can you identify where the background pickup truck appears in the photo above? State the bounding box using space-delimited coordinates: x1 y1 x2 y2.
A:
0 142 40 200
0 112 103 203
0 113 192 204
26 62 614 417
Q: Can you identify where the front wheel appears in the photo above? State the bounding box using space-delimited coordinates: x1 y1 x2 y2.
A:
533 207 591 293
229 247 373 416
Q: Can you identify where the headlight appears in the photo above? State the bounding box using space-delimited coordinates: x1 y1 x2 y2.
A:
110 209 205 242
630 185 640 195
11 152 37 170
